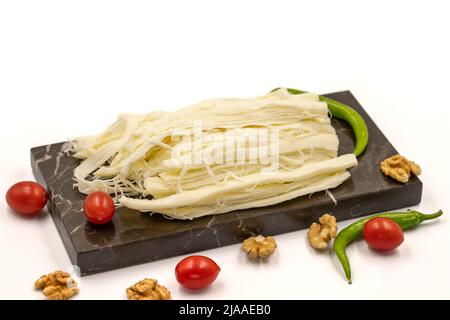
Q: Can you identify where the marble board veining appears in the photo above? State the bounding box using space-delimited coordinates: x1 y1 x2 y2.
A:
31 91 422 276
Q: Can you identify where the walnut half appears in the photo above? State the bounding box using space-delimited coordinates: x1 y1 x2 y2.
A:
35 271 79 300
307 213 338 250
242 235 277 259
126 278 171 300
380 154 421 183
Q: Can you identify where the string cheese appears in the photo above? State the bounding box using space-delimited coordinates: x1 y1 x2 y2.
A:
71 88 357 219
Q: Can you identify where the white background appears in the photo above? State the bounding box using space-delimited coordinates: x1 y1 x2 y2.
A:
0 0 449 299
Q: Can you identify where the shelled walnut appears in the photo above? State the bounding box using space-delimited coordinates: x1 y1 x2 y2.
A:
307 213 338 250
126 278 171 300
242 235 277 259
34 271 79 300
380 154 421 183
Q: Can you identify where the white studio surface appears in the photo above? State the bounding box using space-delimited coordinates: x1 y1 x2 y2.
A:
0 0 449 299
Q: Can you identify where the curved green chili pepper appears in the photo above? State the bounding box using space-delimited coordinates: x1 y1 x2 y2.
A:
333 210 443 284
271 87 369 157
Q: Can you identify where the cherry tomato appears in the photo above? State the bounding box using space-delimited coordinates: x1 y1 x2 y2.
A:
6 181 48 216
175 255 221 290
83 191 115 225
363 217 404 251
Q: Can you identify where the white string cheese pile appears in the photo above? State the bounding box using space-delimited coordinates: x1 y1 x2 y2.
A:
71 88 357 219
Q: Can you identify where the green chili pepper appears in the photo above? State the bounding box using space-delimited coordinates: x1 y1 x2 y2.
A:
333 210 443 284
271 87 369 157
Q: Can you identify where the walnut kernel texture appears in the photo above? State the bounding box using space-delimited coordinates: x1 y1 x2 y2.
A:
242 235 277 259
126 278 171 300
34 271 79 300
380 154 421 183
307 213 338 250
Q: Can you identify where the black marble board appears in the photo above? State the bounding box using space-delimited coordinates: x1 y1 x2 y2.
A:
31 91 422 276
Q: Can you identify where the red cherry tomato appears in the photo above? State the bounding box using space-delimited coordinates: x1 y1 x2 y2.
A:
6 181 48 216
363 217 404 251
175 255 221 290
83 191 115 225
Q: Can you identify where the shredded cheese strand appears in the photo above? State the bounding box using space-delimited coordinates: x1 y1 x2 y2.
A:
71 88 358 219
